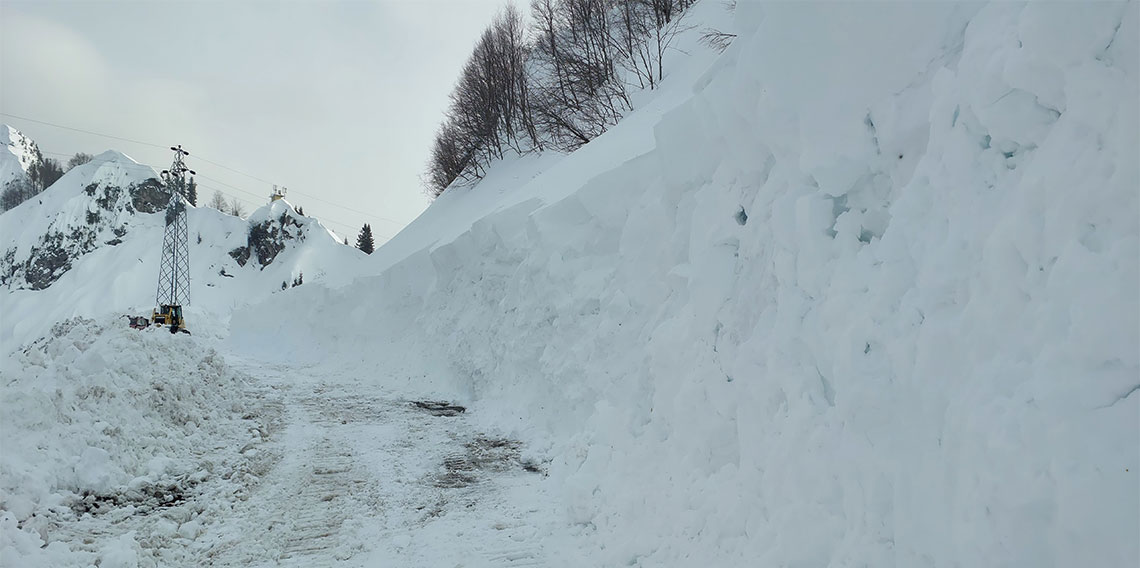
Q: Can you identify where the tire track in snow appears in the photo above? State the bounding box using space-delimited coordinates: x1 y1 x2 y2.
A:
199 360 556 567
198 378 382 567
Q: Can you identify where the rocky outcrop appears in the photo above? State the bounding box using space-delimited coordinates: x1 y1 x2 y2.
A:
1 178 163 290
228 210 306 269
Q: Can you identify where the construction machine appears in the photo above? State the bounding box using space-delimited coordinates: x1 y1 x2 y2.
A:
152 304 189 334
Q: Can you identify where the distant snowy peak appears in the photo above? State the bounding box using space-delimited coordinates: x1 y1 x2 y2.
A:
0 124 40 188
67 150 160 196
0 151 167 291
0 150 360 295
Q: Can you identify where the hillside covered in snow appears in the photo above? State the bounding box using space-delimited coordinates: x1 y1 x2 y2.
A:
2 1 1137 567
0 145 366 348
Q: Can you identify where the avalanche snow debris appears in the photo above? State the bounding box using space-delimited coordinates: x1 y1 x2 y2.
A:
0 317 282 567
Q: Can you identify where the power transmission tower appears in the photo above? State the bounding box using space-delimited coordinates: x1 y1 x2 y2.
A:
155 145 194 326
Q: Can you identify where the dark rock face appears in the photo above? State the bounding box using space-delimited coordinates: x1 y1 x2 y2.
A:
4 227 104 291
2 177 164 290
249 222 285 267
4 173 313 291
129 179 168 214
229 211 306 270
20 233 74 290
229 246 251 267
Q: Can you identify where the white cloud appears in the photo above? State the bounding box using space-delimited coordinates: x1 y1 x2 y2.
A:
1 0 505 238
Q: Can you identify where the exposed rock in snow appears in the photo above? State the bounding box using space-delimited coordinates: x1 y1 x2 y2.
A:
0 150 365 347
228 200 309 270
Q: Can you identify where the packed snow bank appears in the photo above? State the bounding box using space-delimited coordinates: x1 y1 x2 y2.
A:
236 1 1136 565
0 317 279 567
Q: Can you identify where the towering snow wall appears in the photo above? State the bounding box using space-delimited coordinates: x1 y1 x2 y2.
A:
232 2 1138 565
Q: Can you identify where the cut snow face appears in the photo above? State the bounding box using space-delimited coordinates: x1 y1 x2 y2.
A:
228 1 1138 566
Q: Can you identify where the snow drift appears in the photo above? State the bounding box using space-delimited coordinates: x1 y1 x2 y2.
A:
232 1 1138 565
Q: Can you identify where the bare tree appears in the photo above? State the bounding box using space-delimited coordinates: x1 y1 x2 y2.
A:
424 0 698 196
528 0 632 150
227 197 246 218
699 28 736 53
645 0 695 82
208 190 228 210
612 0 656 89
426 4 541 196
426 121 471 196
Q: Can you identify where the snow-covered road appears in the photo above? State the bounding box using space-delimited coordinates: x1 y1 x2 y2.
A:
193 357 561 567
0 321 570 567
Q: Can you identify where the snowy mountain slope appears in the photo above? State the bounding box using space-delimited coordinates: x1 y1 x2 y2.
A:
0 149 366 349
0 150 167 291
230 2 1139 566
0 125 39 190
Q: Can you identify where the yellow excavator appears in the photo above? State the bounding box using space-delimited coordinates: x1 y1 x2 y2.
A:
152 304 189 334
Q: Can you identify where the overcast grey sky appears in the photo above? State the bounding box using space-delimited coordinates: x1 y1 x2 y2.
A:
0 0 505 242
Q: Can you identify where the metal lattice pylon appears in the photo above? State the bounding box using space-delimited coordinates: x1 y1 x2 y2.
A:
155 196 190 305
155 145 194 306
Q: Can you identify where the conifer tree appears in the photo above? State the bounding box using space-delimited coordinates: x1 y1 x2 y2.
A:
186 177 198 206
356 224 375 254
66 153 93 171
29 153 63 191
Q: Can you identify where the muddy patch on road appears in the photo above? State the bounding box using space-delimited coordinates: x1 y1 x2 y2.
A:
411 400 466 417
431 436 542 488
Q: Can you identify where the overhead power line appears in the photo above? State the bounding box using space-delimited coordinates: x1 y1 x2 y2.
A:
192 154 275 186
2 112 402 234
279 187 406 229
0 112 166 150
37 148 392 240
